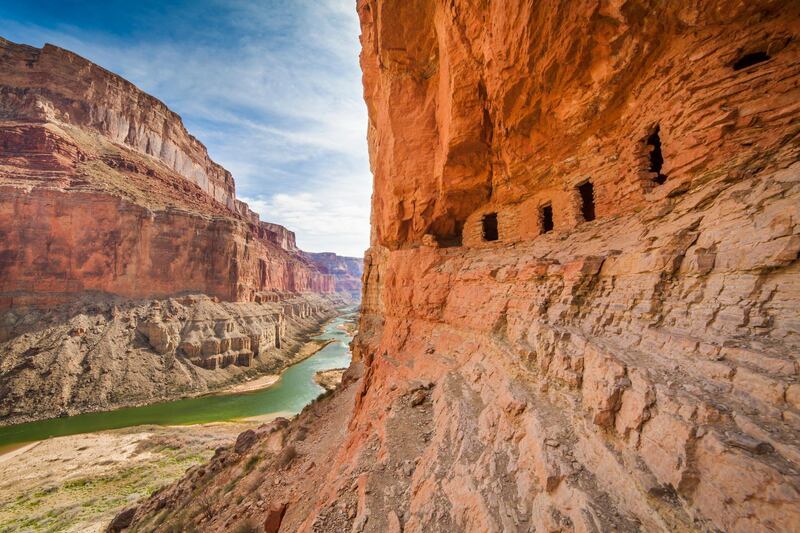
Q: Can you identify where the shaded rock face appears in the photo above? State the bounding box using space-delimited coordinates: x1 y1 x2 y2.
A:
114 2 799 533
0 37 339 308
304 252 364 297
260 222 299 252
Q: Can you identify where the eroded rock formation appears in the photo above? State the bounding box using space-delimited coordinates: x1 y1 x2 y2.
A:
0 294 336 425
118 2 799 532
0 37 340 307
304 252 365 297
0 37 361 424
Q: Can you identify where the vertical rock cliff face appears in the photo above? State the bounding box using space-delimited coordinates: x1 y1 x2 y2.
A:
352 1 800 530
304 252 365 296
117 2 800 532
0 38 354 423
0 38 236 207
0 37 336 307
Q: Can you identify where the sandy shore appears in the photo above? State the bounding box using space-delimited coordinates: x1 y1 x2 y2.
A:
220 374 280 394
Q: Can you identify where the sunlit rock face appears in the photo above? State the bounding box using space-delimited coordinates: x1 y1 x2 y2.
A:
114 2 800 532
0 37 337 307
0 294 334 425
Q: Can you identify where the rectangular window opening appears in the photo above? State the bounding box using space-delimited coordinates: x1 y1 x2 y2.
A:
482 213 499 241
540 204 553 234
732 51 770 71
646 125 667 185
577 181 596 222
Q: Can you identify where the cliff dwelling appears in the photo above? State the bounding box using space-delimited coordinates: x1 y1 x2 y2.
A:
482 212 499 241
540 203 554 233
577 180 596 222
1 1 799 533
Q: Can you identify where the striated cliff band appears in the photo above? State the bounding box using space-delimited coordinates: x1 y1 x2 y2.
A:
117 1 800 532
0 37 362 424
304 252 365 299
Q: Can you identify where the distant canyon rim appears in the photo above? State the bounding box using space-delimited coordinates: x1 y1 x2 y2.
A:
2 0 800 532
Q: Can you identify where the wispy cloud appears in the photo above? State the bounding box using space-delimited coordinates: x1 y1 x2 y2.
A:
0 0 370 257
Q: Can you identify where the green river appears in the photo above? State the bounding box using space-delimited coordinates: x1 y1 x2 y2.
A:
0 313 355 451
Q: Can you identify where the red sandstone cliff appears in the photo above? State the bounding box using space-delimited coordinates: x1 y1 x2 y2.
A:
0 37 363 424
118 2 800 532
304 252 364 296
0 37 338 307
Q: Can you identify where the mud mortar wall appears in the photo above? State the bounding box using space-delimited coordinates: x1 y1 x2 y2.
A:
359 0 799 250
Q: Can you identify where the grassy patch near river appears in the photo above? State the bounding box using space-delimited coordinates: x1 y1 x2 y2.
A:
0 423 248 533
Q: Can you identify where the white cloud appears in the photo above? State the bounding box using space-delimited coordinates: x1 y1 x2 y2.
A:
241 180 371 258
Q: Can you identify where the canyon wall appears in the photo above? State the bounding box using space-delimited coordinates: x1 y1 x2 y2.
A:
117 2 800 532
0 293 335 425
0 37 358 423
0 37 339 307
304 252 364 296
261 222 299 252
0 38 236 207
351 1 800 530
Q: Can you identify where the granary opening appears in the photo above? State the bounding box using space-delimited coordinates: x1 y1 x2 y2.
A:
482 213 499 241
732 51 770 71
427 217 463 248
647 125 667 185
577 181 596 222
440 221 464 247
540 203 554 233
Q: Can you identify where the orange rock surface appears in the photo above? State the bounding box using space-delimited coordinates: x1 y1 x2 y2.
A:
117 2 800 532
0 37 340 307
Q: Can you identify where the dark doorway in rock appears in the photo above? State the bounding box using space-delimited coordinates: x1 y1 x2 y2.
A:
647 125 667 185
540 203 554 233
482 213 499 241
732 51 771 71
438 222 463 248
577 181 596 222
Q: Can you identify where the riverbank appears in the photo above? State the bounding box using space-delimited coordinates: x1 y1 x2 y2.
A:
313 367 347 391
0 312 356 532
215 338 335 395
0 295 343 428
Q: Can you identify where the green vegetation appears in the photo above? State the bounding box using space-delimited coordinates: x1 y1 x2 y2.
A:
0 443 212 533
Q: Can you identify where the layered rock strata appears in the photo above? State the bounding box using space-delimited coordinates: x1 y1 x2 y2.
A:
0 293 335 425
0 37 357 423
119 2 799 533
0 37 337 308
304 252 365 296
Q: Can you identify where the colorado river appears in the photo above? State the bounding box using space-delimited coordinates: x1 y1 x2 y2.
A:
0 313 354 451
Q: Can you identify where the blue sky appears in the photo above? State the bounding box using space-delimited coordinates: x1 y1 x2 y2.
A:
0 0 370 257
